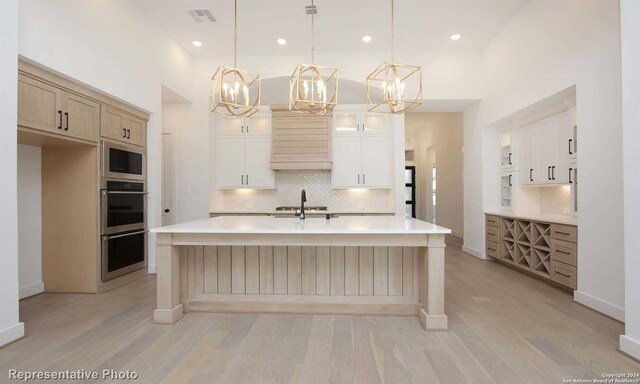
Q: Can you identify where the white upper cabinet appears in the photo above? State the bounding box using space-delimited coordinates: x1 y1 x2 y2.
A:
333 107 389 135
499 130 517 171
518 109 574 186
217 108 271 136
332 135 392 188
217 137 274 189
569 106 577 163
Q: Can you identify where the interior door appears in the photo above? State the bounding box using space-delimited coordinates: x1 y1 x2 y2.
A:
162 133 174 225
62 91 100 142
17 74 62 134
217 138 245 188
244 138 274 188
361 136 392 188
332 136 362 187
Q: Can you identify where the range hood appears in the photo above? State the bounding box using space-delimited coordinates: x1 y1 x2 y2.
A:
270 105 332 170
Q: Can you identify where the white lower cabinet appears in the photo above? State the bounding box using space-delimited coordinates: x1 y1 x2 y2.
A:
332 135 392 188
217 137 274 189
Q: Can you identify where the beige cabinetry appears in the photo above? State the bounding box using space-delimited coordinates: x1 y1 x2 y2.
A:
18 74 100 142
102 106 146 147
485 214 578 290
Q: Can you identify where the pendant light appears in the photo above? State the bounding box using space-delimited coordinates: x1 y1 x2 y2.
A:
211 0 261 117
289 0 338 115
366 0 422 114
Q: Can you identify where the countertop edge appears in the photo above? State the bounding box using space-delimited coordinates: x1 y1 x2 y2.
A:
484 211 578 226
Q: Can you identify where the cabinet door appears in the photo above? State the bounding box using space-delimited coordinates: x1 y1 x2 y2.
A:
520 124 537 185
552 110 571 183
499 131 513 170
102 107 127 143
217 139 245 188
61 92 100 142
332 136 362 188
245 138 274 188
569 106 577 162
500 173 514 209
535 119 556 184
361 136 392 188
334 111 359 134
218 115 244 136
361 112 388 133
125 115 146 147
18 74 62 134
245 113 271 135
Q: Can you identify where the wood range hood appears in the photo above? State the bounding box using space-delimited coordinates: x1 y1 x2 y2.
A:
270 105 332 170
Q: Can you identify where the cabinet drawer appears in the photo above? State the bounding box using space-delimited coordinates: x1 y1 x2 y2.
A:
486 241 499 259
551 239 577 267
551 224 577 243
486 226 499 243
550 260 577 289
485 215 500 228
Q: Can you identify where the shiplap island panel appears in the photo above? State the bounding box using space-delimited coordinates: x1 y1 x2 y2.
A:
151 216 451 330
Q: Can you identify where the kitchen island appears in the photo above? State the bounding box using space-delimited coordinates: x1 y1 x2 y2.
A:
151 216 451 330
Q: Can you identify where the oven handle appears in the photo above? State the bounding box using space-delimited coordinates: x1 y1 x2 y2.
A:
104 230 148 240
102 191 149 195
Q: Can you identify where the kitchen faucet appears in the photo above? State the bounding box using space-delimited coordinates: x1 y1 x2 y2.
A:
300 189 307 220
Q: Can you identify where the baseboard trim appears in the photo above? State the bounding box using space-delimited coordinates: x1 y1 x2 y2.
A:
148 265 156 274
19 281 44 299
0 323 25 348
462 245 485 259
620 335 640 362
574 290 625 322
451 231 463 239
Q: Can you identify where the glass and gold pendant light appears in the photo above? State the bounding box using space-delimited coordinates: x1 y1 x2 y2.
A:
289 0 338 115
211 0 261 117
366 0 422 114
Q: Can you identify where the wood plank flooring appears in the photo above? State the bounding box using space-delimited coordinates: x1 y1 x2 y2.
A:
1 237 638 383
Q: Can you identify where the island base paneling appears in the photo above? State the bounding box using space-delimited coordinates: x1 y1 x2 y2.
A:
153 230 449 331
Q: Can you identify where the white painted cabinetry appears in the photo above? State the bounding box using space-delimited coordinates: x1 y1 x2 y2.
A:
217 108 271 136
217 137 274 189
519 109 573 186
332 135 392 188
333 108 388 135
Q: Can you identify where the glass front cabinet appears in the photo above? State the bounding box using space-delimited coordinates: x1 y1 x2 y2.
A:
500 172 515 210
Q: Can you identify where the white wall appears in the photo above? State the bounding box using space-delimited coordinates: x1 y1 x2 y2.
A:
620 0 640 361
405 113 464 237
18 0 195 272
463 0 625 320
0 0 25 347
18 145 43 299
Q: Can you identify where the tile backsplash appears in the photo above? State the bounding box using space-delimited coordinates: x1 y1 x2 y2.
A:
212 170 393 212
539 185 572 215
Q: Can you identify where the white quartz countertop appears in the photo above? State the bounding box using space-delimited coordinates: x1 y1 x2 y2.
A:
484 211 578 226
209 210 395 215
152 216 451 235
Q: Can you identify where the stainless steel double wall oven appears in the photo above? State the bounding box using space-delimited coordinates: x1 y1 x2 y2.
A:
101 140 147 281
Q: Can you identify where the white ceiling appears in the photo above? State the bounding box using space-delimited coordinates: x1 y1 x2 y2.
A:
133 0 531 58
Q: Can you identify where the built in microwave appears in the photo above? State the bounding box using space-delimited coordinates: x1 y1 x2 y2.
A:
102 140 146 181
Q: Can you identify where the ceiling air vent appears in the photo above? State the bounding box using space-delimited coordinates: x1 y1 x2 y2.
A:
188 9 216 23
305 5 317 15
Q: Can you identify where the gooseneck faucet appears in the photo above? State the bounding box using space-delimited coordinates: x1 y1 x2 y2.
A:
300 189 307 220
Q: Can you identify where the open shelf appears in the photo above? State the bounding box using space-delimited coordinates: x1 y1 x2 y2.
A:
501 218 515 240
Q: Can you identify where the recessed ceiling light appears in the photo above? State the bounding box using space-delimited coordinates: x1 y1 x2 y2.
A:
192 40 203 47
362 35 373 43
449 34 461 41
277 38 287 45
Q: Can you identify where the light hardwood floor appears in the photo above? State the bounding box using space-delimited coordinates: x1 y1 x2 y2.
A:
1 238 638 383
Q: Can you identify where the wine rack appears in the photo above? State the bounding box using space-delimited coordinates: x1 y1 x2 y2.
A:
486 214 575 288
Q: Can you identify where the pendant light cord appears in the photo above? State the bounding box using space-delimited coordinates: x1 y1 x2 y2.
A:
234 0 238 68
391 0 395 62
311 0 315 65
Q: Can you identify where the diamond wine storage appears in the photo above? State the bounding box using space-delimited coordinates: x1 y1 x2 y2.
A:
485 214 577 289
